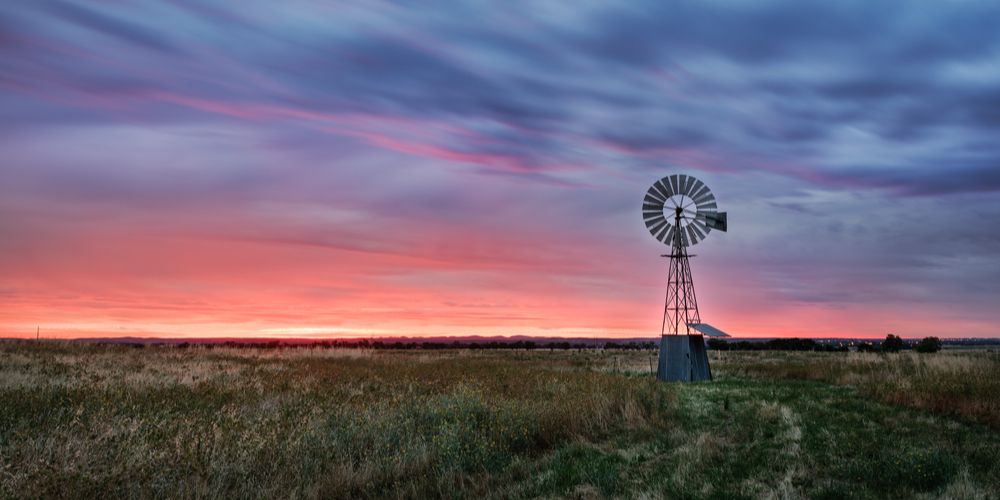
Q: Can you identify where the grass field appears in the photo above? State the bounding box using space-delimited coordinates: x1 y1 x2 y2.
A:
1 343 999 498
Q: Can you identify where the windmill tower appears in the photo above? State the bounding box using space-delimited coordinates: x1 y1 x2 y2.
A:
642 174 729 382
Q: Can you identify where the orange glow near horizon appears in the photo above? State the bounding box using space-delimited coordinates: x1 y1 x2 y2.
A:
2 209 988 340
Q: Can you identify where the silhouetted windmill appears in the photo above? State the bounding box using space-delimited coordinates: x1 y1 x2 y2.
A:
642 174 729 382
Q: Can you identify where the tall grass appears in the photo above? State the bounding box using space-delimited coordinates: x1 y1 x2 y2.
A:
716 349 1000 428
3 343 999 498
0 343 673 498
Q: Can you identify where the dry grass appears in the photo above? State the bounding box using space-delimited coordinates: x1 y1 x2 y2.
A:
714 349 1000 428
0 342 673 498
2 342 999 498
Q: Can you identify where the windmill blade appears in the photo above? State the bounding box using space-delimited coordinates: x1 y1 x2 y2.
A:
690 221 707 240
696 200 718 211
690 183 711 202
649 182 668 201
644 207 666 220
658 225 674 244
646 217 668 233
693 190 715 205
647 220 669 242
669 175 680 196
693 220 712 239
642 206 663 217
643 212 664 224
655 178 674 199
685 175 697 195
645 213 667 226
693 185 715 203
643 203 664 215
643 198 664 208
686 177 702 195
643 200 663 211
686 225 700 245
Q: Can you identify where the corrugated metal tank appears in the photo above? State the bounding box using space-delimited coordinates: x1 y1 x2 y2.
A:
657 334 712 382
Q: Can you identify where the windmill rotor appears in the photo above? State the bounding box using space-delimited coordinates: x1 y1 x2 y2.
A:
642 174 727 247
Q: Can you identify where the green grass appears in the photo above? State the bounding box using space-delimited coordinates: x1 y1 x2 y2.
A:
646 376 997 498
717 349 1000 428
1 343 999 498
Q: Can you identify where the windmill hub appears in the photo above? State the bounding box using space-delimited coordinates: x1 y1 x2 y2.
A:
661 194 697 226
642 174 730 382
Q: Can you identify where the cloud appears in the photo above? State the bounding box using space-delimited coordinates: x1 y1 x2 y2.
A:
43 0 183 54
4 0 1000 192
2 0 1000 337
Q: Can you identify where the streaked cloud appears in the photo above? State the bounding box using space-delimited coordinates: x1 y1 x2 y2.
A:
2 0 999 338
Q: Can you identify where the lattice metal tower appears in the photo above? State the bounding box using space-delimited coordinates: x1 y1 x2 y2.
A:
661 206 701 336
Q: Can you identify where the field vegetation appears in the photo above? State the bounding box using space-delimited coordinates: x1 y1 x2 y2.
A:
718 349 1000 429
1 342 998 498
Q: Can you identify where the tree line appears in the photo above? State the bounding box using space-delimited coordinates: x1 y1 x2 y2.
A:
707 334 942 353
164 339 657 350
90 335 943 353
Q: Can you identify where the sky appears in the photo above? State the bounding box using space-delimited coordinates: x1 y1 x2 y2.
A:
2 1 1000 339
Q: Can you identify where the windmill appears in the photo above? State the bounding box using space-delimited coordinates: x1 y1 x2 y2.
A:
642 174 729 382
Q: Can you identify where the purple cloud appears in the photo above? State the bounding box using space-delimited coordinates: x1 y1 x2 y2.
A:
2 0 1000 337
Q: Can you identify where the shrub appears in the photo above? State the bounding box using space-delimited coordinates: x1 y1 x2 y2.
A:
881 334 906 353
857 342 877 352
914 337 941 353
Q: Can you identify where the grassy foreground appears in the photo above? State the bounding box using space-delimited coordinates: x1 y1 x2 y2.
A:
1 343 999 498
717 349 1000 429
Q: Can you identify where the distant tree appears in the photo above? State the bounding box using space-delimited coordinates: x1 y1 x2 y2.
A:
766 338 818 351
817 344 849 352
857 342 877 353
914 336 942 353
882 334 905 353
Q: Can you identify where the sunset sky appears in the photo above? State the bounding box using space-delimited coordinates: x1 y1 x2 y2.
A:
3 1 1000 339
